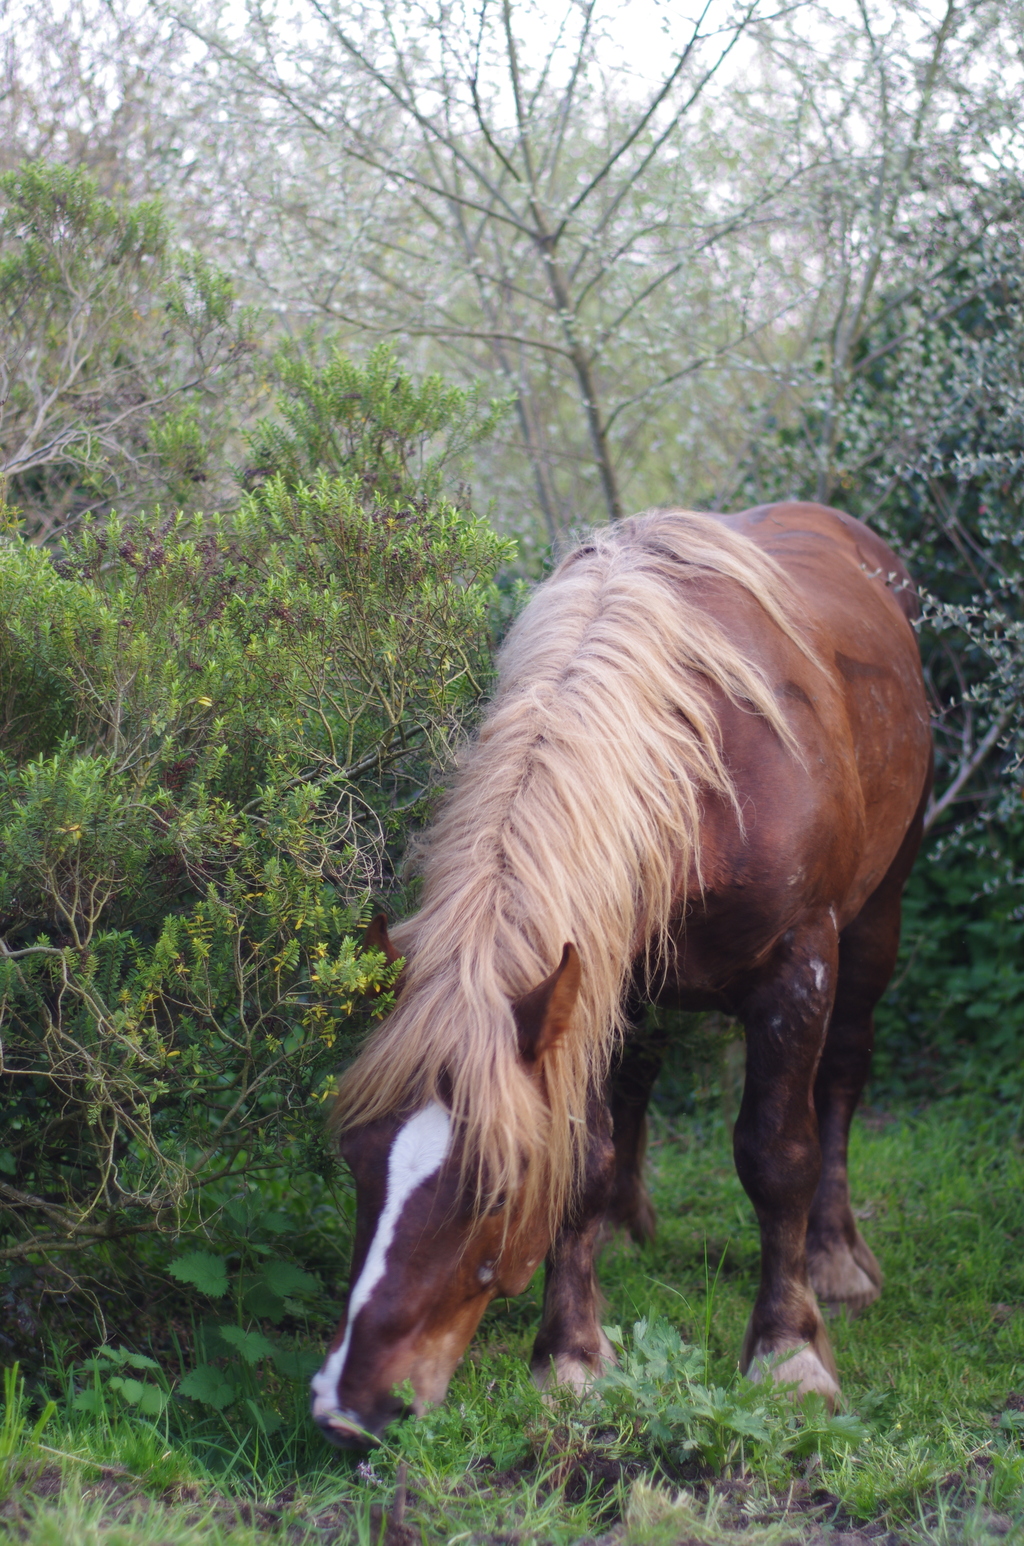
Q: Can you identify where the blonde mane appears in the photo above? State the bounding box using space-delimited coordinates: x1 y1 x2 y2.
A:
332 510 821 1236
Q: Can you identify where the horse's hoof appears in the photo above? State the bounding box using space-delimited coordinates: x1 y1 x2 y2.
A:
742 1302 841 1409
808 1229 882 1316
532 1354 599 1396
531 1328 616 1397
853 1231 883 1287
746 1342 842 1408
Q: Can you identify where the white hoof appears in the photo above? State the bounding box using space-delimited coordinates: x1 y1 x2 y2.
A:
747 1342 841 1405
808 1231 882 1315
532 1328 616 1396
533 1355 598 1395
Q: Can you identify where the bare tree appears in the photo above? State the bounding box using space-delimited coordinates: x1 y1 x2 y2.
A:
715 0 1022 511
167 0 810 537
0 0 190 194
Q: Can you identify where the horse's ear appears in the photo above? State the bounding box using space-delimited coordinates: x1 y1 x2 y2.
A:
362 913 401 965
513 944 581 1064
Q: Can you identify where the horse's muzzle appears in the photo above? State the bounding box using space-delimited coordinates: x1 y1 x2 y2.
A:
312 1396 414 1449
313 1406 383 1449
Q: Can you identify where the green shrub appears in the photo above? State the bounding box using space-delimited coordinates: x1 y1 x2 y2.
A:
735 224 1024 1098
243 337 510 505
873 810 1024 1102
0 161 256 537
0 358 513 1290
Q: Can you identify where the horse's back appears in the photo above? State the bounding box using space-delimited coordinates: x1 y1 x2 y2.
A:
761 498 925 783
716 502 931 798
714 497 930 766
717 499 920 622
662 501 932 990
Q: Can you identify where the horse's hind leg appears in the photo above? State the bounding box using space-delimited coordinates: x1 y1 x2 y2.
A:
605 1007 668 1241
733 919 841 1403
804 913 891 1313
807 806 925 1313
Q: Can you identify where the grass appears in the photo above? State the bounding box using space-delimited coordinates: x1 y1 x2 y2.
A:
4 1098 1024 1545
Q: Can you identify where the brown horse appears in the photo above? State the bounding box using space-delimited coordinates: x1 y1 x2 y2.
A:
310 502 932 1445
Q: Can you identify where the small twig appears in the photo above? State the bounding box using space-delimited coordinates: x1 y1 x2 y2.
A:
924 706 1013 833
392 1460 408 1527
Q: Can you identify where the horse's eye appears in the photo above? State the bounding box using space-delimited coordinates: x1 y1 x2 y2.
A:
488 1194 506 1214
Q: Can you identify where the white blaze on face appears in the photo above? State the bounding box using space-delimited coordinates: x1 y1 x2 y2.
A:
311 1103 451 1420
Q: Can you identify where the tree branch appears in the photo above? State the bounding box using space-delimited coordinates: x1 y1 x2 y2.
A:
924 706 1014 833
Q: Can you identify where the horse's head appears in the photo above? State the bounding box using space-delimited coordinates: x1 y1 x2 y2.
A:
310 938 582 1447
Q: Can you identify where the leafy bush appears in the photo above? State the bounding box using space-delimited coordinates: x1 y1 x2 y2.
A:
0 351 513 1293
168 1210 324 1438
873 810 1024 1102
738 219 1024 1096
72 1346 170 1419
0 161 257 536
242 337 510 505
740 221 1024 829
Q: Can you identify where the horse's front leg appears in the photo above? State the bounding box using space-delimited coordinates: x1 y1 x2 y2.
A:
530 1100 616 1393
733 918 840 1404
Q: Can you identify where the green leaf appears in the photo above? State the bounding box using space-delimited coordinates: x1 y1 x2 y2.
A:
178 1363 236 1410
217 1324 277 1364
242 1280 286 1323
138 1385 170 1416
110 1377 147 1405
258 1259 318 1298
789 1409 868 1459
720 1408 771 1440
270 1346 322 1380
259 1211 293 1234
169 1251 230 1298
122 1352 160 1371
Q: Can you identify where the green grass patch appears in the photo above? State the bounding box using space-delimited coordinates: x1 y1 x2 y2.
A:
4 1101 1024 1544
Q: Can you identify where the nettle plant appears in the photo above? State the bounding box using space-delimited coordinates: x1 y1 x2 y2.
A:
168 1195 324 1435
61 1209 323 1433
0 349 513 1293
72 1346 171 1420
593 1317 866 1476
